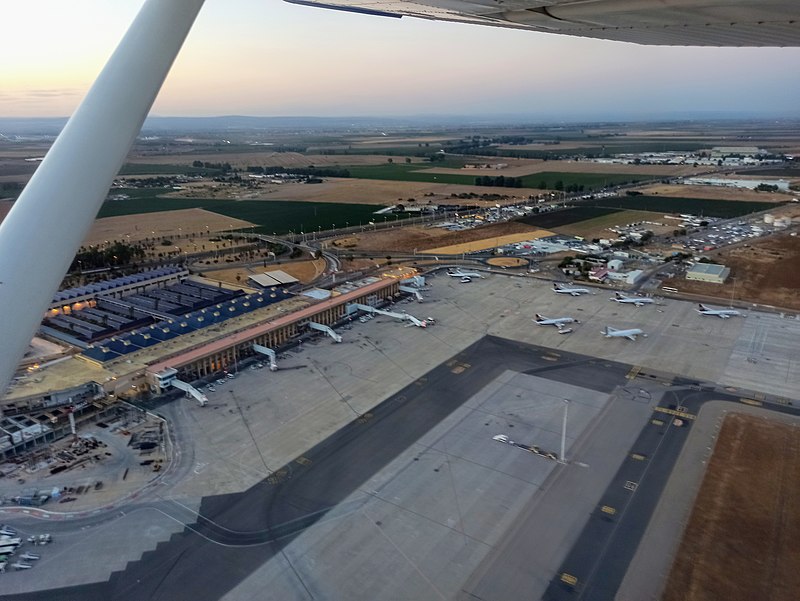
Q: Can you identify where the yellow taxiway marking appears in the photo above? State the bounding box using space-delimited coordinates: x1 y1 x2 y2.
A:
560 573 578 586
653 406 696 420
630 453 647 461
600 505 617 516
740 398 763 407
626 366 642 380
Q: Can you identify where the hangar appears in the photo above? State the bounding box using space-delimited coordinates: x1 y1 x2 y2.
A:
686 263 730 284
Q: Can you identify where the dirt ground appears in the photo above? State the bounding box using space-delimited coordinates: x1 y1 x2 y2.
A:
83 208 254 246
332 221 548 253
554 210 673 240
127 152 413 169
487 257 527 267
201 259 327 286
423 230 552 255
676 233 800 310
425 160 704 178
662 413 800 601
636 183 790 203
167 179 532 207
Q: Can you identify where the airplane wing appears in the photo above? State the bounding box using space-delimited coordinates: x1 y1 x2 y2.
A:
286 0 800 46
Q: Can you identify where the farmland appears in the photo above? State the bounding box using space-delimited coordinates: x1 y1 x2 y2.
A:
663 413 800 601
517 206 623 229
98 190 390 234
583 195 779 218
343 163 655 190
518 171 652 190
553 209 671 239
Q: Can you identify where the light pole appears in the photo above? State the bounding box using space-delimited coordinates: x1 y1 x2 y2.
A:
560 399 569 464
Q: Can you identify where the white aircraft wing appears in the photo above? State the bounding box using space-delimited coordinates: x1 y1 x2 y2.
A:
286 0 800 46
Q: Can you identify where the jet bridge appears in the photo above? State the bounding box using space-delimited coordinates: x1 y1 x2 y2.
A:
170 379 208 407
347 303 428 328
252 343 278 371
307 321 343 343
398 285 423 302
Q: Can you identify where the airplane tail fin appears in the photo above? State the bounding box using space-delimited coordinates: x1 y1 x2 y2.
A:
603 326 610 336
615 292 624 299
698 303 707 310
553 283 559 289
535 313 543 320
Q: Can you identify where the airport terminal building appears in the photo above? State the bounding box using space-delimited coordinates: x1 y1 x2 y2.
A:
1 271 401 457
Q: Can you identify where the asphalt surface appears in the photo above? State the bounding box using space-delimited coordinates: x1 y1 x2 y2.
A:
5 337 796 601
542 377 800 601
5 336 621 601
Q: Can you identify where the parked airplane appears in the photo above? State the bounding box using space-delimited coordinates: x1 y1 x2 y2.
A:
20 552 40 561
1 0 798 393
533 314 579 330
11 561 33 570
603 326 646 341
553 283 590 296
611 292 655 307
697 303 741 318
448 270 483 279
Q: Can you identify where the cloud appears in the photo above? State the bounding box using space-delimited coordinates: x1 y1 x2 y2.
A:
0 88 80 101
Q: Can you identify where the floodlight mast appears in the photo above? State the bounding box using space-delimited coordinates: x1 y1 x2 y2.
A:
0 0 206 395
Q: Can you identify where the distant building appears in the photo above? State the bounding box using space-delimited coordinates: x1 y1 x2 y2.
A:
589 267 608 282
686 263 730 284
607 259 624 271
248 270 300 288
625 270 645 285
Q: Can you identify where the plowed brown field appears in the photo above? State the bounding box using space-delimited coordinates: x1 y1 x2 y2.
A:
663 413 800 601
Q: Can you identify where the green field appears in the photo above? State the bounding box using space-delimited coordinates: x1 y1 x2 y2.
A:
344 162 474 185
517 207 623 229
344 164 654 190
98 189 390 234
584 195 778 218
118 163 213 176
519 171 653 190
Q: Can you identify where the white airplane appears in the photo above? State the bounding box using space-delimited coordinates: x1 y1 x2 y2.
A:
533 314 579 330
553 283 590 296
0 1 797 394
11 561 33 570
448 269 483 279
697 303 742 318
611 292 655 307
603 326 647 341
20 552 40 561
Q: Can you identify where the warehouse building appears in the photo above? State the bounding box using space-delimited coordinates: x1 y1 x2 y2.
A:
686 263 730 284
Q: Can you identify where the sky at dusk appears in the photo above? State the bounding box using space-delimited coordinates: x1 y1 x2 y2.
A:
2 0 800 120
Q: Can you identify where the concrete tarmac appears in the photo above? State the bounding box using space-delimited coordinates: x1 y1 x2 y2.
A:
2 273 799 600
